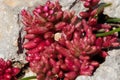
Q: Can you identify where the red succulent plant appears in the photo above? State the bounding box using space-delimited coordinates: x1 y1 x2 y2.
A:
0 58 20 80
21 0 119 80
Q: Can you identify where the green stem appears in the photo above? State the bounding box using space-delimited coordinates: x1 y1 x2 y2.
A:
106 18 120 23
96 28 120 37
20 76 36 80
94 3 112 18
97 3 112 14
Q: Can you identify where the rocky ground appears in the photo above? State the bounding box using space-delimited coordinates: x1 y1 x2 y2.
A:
0 0 120 80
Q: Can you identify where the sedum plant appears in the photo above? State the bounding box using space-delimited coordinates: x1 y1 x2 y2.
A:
0 58 20 80
21 0 120 80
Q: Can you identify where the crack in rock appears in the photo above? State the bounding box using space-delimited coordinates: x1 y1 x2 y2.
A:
69 0 79 10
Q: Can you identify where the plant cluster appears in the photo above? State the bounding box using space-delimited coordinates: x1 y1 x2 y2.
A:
0 58 20 80
21 0 120 80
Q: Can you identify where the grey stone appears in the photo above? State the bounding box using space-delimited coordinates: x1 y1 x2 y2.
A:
103 0 120 18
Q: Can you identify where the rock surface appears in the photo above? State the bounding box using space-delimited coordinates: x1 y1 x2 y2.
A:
102 0 120 18
0 0 120 80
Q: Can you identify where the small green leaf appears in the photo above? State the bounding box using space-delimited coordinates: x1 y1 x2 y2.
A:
94 3 112 18
106 18 120 23
97 3 112 14
96 27 120 37
20 76 36 80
